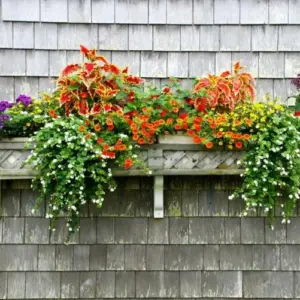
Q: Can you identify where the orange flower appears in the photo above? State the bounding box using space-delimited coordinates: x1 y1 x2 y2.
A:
194 116 203 124
172 107 179 113
245 119 253 126
226 131 233 137
234 120 241 126
153 120 160 127
194 124 201 132
174 124 182 130
243 134 250 140
124 158 133 169
79 125 86 132
94 124 101 131
162 86 170 93
216 132 223 138
210 123 216 129
107 125 114 131
103 144 110 150
166 118 173 125
49 109 57 119
207 117 214 123
97 137 103 144
130 124 137 130
205 142 213 149
187 129 194 136
119 144 126 151
85 133 91 139
159 119 165 125
132 135 139 141
107 151 116 159
235 141 243 149
138 138 145 144
106 119 113 126
236 134 242 139
193 136 202 144
85 120 91 126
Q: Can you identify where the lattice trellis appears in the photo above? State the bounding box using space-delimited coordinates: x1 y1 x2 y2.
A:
0 139 245 179
0 139 245 217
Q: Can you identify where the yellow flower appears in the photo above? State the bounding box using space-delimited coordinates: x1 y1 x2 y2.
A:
228 145 233 150
219 141 223 146
26 123 31 127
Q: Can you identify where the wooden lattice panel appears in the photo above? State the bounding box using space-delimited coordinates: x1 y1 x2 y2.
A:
0 139 245 179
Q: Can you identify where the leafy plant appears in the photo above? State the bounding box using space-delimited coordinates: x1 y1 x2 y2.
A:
0 94 60 137
27 113 147 237
192 62 256 110
230 102 300 222
57 45 144 116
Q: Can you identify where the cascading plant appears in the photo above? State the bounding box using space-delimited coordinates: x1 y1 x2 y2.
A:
230 101 300 223
26 45 148 237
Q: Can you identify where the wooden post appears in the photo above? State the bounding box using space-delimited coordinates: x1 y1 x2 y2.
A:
154 175 164 218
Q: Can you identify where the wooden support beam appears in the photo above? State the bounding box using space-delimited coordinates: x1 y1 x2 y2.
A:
154 175 164 218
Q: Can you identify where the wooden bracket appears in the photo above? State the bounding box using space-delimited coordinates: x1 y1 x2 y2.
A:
154 175 164 218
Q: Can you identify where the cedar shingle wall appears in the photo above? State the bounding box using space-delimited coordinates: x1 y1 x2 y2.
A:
0 0 299 103
1 176 300 299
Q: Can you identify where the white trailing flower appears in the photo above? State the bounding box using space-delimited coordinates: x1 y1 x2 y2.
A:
228 194 235 200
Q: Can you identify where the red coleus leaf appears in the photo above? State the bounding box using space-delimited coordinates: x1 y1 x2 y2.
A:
62 64 80 76
110 64 120 75
234 61 243 74
232 78 242 96
218 81 231 97
90 103 102 115
104 104 112 112
220 71 231 77
80 45 90 56
60 93 71 104
75 100 89 115
85 63 94 73
193 78 210 92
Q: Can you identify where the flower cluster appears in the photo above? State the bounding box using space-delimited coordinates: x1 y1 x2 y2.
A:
0 93 59 138
16 94 32 106
0 100 13 112
0 100 12 129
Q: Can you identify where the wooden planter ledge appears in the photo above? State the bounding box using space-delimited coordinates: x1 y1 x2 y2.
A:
0 137 245 218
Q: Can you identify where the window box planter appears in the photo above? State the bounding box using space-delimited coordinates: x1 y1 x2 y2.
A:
0 138 244 179
0 138 245 218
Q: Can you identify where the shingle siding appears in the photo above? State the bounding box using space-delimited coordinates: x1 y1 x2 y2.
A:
0 0 299 102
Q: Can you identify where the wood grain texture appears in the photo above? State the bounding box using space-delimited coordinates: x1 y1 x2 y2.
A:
0 140 244 179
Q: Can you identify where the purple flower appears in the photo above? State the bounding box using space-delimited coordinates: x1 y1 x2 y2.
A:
0 100 13 112
291 74 300 90
0 114 10 121
16 94 32 106
0 114 10 130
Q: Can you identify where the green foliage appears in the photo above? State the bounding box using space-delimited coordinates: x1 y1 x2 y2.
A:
26 114 146 239
231 106 300 223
